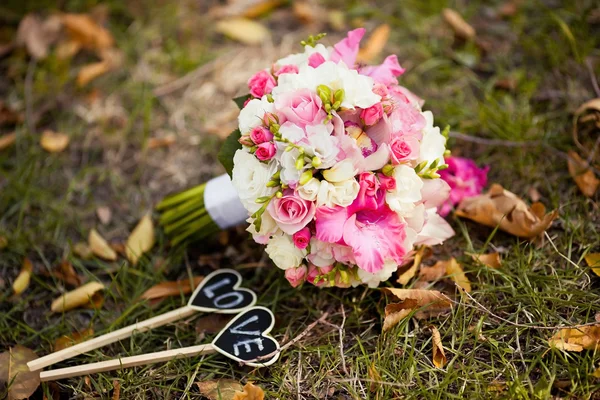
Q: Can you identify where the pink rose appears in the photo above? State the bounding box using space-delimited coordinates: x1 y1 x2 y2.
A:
354 172 384 211
255 142 276 161
267 192 316 235
378 173 396 191
308 52 326 68
275 64 299 76
263 112 279 127
292 227 311 249
360 103 384 126
247 70 276 98
389 135 420 164
250 126 274 144
285 265 307 288
274 88 327 127
306 263 333 287
359 172 379 196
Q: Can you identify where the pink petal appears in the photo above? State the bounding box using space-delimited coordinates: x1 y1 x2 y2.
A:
330 28 366 68
315 206 348 244
359 55 405 86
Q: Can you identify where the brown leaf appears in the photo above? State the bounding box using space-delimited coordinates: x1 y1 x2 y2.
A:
383 288 452 320
61 13 114 52
112 379 121 400
430 326 447 368
51 281 105 312
196 379 244 400
549 325 600 352
456 184 558 239
126 215 155 265
442 8 475 40
233 382 265 400
367 361 381 392
567 150 599 197
96 206 112 225
13 258 33 295
55 39 82 59
398 246 429 285
0 132 17 150
0 101 23 126
53 328 94 351
418 261 447 283
148 134 176 149
585 253 600 277
211 0 285 19
51 260 82 287
215 18 270 46
470 252 502 269
40 130 69 153
444 258 471 293
383 298 418 331
357 24 391 63
196 314 232 338
293 2 319 25
140 276 204 300
593 368 600 378
15 14 58 60
0 345 40 399
77 60 112 87
89 229 117 261
0 236 7 249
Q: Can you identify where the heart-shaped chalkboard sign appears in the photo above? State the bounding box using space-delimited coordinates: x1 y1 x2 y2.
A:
212 307 280 367
188 269 256 314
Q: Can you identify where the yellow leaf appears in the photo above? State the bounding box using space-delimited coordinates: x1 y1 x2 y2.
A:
140 276 204 300
13 257 33 295
0 132 17 150
148 134 176 149
215 18 270 46
53 328 94 351
77 60 111 87
456 184 558 239
73 241 93 259
367 361 381 392
51 281 105 312
383 288 452 320
470 252 502 269
40 130 69 153
397 246 429 286
383 298 418 332
592 368 600 378
0 235 7 249
585 253 600 277
442 8 475 40
444 258 471 293
89 228 117 261
196 379 244 400
61 13 114 52
567 150 599 198
233 382 265 400
549 325 600 352
0 345 40 399
430 326 447 368
418 261 446 283
96 206 112 225
357 24 391 63
126 215 155 265
292 2 319 25
112 379 121 400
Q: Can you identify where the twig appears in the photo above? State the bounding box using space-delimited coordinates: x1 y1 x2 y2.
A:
329 378 410 389
586 58 600 98
296 352 302 400
321 306 348 375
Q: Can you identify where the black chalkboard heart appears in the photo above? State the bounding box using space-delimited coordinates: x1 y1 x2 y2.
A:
211 307 280 367
188 269 256 314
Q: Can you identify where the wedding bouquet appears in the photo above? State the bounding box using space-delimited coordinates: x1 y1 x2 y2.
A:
158 29 455 288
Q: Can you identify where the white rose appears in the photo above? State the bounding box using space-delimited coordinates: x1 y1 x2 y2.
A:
417 111 446 167
316 180 335 207
308 238 335 267
305 124 339 169
357 260 398 288
265 233 307 270
231 150 277 213
331 179 360 207
275 44 331 69
238 97 274 134
246 212 280 241
279 121 305 143
297 177 321 201
386 164 423 216
323 159 356 183
279 148 304 185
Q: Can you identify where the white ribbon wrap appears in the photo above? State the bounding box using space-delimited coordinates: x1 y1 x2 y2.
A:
204 174 249 229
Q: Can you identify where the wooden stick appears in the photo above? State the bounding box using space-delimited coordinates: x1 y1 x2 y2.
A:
28 305 196 372
39 344 214 381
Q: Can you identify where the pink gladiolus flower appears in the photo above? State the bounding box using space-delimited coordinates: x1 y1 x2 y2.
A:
285 265 307 287
267 191 316 235
250 126 274 144
438 156 489 216
359 55 405 86
330 28 365 68
255 142 276 161
360 103 384 126
275 64 299 76
293 227 311 249
308 52 326 68
274 88 327 127
248 70 276 98
389 135 420 164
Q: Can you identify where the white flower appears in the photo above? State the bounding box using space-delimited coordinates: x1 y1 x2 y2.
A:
417 111 446 167
279 148 304 185
275 44 331 69
238 97 274 134
357 260 398 288
386 164 423 216
265 233 307 270
323 159 356 183
415 208 455 246
308 238 335 267
297 177 321 201
231 150 277 213
279 121 305 143
316 178 360 207
246 212 280 242
305 124 339 169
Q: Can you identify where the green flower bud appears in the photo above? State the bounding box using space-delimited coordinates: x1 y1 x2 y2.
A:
334 89 345 103
266 94 274 103
272 170 281 179
311 156 322 167
437 164 449 171
276 191 283 198
317 85 332 104
332 101 341 110
382 164 395 176
414 160 428 173
256 196 271 204
266 180 280 187
299 170 313 185
295 157 305 170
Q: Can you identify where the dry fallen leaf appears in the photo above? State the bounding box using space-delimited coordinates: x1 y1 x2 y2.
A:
211 0 284 19
383 288 452 321
357 24 391 63
13 258 33 296
456 184 558 239
61 13 114 52
40 130 69 153
549 325 600 352
0 101 23 126
141 276 204 300
96 206 112 225
53 328 94 351
398 246 430 285
585 253 600 277
328 10 346 31
383 298 418 331
367 361 382 392
50 260 82 287
196 314 232 337
442 8 476 40
0 345 40 400
51 281 105 312
567 150 599 198
0 236 7 250
470 252 502 269
77 60 111 87
444 258 471 293
196 379 244 400
233 382 265 400
112 379 121 400
126 215 155 265
293 2 319 25
0 132 17 150
430 326 447 368
418 261 447 283
572 98 600 160
215 18 270 46
89 228 117 261
148 134 176 149
15 14 58 60
73 241 93 259
593 368 600 378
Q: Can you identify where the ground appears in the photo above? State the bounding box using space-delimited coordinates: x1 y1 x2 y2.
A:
1 0 600 399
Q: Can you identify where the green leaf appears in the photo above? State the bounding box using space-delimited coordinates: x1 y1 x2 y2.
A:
218 129 242 177
233 94 251 110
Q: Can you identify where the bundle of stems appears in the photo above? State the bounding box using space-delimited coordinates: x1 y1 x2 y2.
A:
156 184 220 245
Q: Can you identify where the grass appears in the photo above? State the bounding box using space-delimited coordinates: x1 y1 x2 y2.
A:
1 0 600 398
